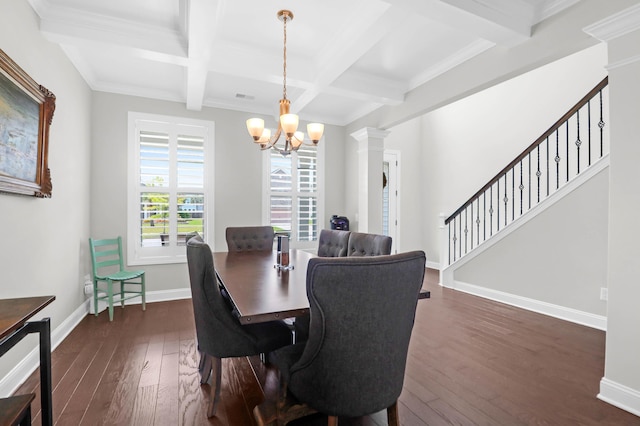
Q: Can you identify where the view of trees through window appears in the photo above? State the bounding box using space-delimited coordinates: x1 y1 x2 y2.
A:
138 129 205 248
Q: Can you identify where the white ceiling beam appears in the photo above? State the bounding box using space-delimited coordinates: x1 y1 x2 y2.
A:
293 2 404 112
185 0 224 110
36 2 187 59
384 0 534 47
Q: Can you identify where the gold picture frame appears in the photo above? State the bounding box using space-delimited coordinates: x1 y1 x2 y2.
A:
0 48 56 198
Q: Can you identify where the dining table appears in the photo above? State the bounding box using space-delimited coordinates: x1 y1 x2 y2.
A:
212 249 313 325
0 296 55 426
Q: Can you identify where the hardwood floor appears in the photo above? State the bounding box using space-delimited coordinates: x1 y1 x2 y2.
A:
13 269 640 425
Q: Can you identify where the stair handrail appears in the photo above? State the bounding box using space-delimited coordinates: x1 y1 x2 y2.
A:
445 76 608 226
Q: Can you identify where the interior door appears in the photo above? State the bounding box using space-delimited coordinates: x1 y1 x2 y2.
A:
383 151 399 253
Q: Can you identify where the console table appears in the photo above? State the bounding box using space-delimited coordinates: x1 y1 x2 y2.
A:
0 296 55 426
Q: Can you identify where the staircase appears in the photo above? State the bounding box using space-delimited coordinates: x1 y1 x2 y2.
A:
442 77 609 267
438 77 611 329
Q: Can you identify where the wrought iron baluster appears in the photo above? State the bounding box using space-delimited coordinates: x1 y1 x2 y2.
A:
599 89 605 158
448 221 452 264
483 191 487 242
497 179 500 231
546 136 550 197
459 214 463 259
490 185 494 235
468 205 472 251
566 121 569 182
504 174 508 227
537 145 541 203
511 168 515 221
588 100 592 166
528 153 531 210
476 198 481 247
452 217 457 262
464 208 468 254
555 129 560 189
519 159 524 216
576 109 581 174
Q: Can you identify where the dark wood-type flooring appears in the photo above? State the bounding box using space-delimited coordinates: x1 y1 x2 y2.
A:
13 269 640 425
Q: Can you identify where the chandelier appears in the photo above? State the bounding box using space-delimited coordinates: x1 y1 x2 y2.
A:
246 10 324 156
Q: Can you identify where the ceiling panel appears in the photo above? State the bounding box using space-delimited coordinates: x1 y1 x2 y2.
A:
28 0 579 126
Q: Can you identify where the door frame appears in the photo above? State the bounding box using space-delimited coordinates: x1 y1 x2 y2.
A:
384 150 400 253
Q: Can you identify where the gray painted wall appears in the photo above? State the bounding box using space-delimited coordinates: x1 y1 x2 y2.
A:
0 1 92 382
456 167 609 316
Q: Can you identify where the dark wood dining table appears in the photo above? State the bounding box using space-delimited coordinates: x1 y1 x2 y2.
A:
213 249 313 325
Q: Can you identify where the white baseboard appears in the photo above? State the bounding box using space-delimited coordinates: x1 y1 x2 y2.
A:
0 288 191 397
450 280 607 331
425 260 439 270
89 288 192 314
0 298 88 397
599 377 640 417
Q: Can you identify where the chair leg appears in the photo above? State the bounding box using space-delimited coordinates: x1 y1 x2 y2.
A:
206 356 222 418
141 273 146 311
121 281 125 308
327 416 338 426
198 348 206 372
200 352 213 384
107 279 114 321
93 280 99 317
386 401 399 426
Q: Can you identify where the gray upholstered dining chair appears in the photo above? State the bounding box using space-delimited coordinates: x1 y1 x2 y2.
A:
266 251 426 426
347 231 392 256
317 229 350 257
225 226 275 251
185 233 292 417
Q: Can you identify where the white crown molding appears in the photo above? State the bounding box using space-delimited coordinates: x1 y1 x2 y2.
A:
583 3 640 42
350 127 391 142
537 0 580 23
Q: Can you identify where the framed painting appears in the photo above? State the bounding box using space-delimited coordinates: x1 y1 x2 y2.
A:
0 48 55 198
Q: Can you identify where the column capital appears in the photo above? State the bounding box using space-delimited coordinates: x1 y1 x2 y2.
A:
350 127 391 142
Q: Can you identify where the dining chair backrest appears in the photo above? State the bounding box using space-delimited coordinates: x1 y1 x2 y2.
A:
317 229 350 257
346 231 392 256
225 226 275 252
284 251 425 417
89 236 127 278
187 234 266 357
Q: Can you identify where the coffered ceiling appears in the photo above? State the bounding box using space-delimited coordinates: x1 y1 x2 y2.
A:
27 0 579 126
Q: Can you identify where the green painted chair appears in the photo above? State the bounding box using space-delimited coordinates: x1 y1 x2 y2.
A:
89 236 146 321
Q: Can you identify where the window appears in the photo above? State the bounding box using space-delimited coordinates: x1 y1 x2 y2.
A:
263 144 324 249
128 113 214 265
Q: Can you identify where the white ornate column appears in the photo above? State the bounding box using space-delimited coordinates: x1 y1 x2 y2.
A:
350 127 389 234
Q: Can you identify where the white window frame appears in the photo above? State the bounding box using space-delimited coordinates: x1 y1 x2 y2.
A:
262 140 325 250
127 112 214 265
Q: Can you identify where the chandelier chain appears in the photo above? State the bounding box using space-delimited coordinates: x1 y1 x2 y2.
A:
282 14 288 100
